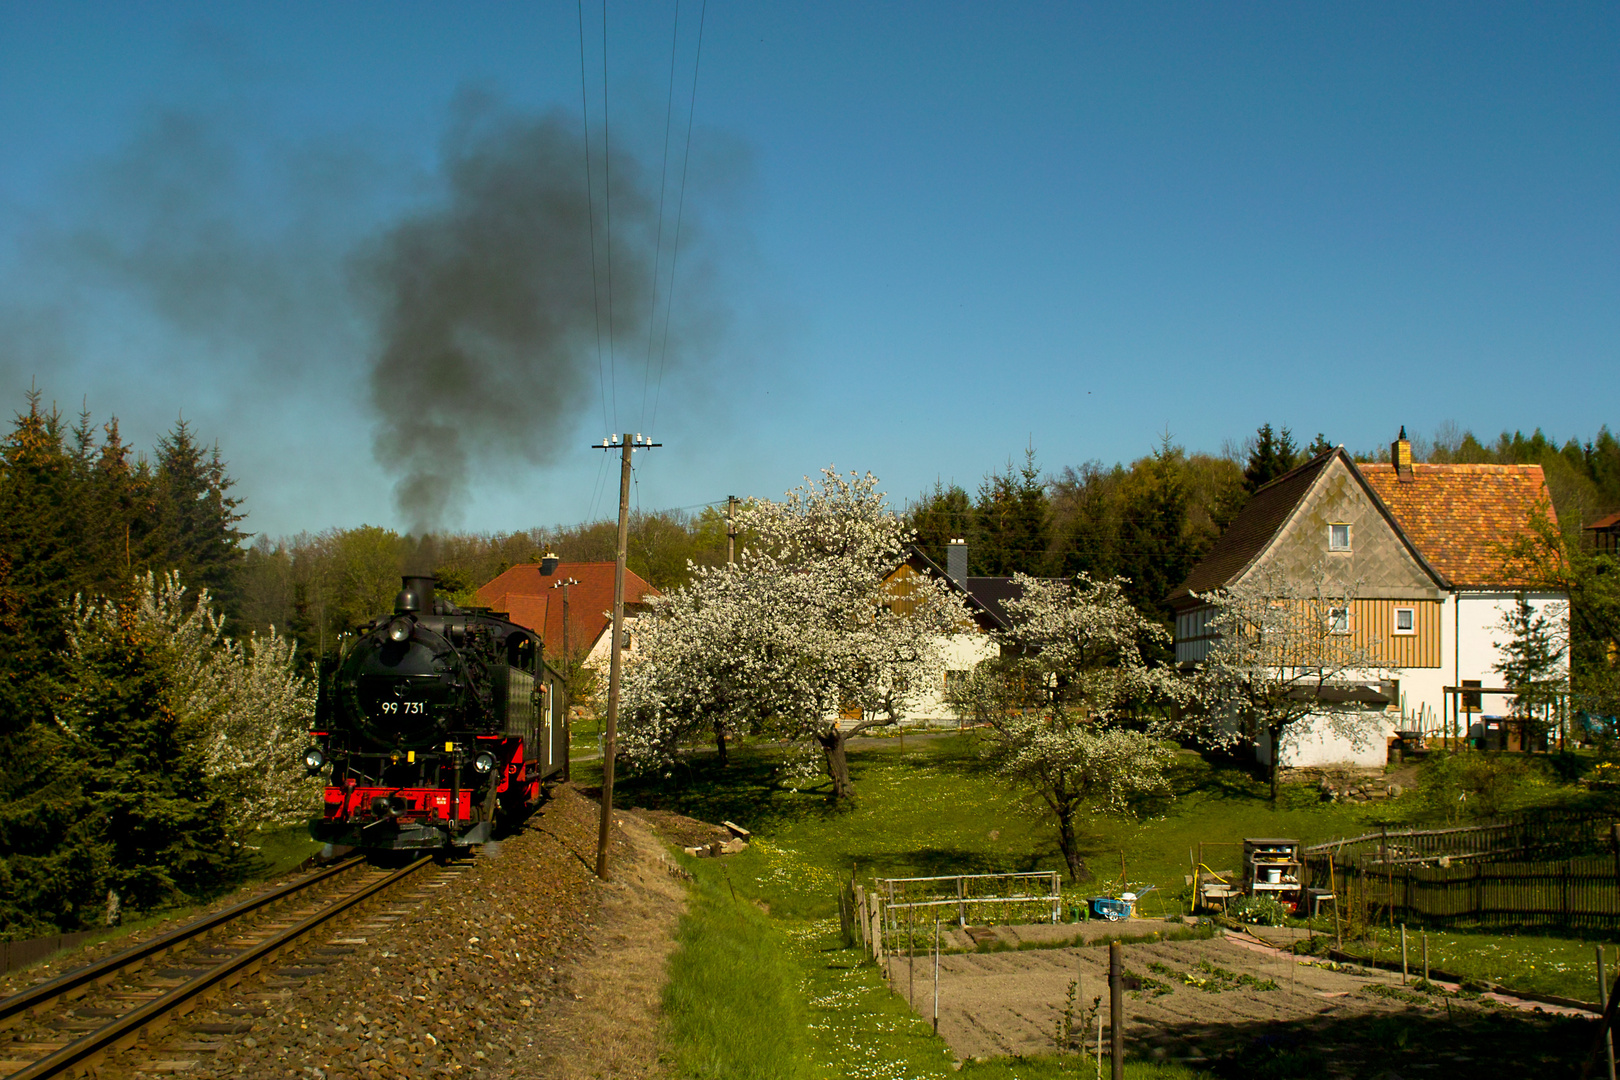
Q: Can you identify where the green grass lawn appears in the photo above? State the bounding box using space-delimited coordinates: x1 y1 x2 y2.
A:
619 734 1386 918
1330 923 1616 1003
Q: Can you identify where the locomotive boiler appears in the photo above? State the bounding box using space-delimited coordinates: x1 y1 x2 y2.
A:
305 574 567 852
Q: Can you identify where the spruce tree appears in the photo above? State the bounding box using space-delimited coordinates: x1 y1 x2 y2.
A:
1243 423 1300 492
1116 437 1192 627
905 481 972 568
971 449 1050 575
147 420 248 617
1493 595 1568 747
63 602 243 910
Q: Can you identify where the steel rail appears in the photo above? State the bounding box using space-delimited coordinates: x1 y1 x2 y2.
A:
0 856 363 1033
8 855 433 1080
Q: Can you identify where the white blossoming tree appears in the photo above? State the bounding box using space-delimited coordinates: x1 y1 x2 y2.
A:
951 572 1187 881
621 468 967 800
1196 562 1387 802
65 572 320 832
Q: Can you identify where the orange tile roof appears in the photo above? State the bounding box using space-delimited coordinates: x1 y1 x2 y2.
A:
1358 463 1557 589
474 562 659 660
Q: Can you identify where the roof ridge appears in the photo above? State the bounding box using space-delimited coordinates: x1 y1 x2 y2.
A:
1247 447 1336 496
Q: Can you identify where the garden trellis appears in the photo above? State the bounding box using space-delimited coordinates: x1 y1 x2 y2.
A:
865 872 1063 954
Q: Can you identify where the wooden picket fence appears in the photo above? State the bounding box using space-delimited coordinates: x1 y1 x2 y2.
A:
1305 810 1618 867
1303 812 1620 931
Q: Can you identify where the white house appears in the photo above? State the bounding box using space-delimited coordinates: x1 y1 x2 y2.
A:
1168 431 1568 767
875 543 1008 725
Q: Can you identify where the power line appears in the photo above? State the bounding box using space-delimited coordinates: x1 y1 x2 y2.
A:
576 0 609 435
648 0 706 438
601 0 617 428
639 0 684 433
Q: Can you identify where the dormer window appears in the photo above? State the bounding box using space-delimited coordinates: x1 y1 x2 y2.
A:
1328 523 1351 551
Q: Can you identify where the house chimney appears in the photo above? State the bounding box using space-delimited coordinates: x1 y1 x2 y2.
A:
1392 426 1415 482
946 539 967 591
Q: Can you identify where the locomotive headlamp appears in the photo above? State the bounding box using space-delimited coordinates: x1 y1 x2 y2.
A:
302 746 326 773
473 751 496 775
386 617 412 643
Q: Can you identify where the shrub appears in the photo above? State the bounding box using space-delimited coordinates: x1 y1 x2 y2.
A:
1229 895 1289 926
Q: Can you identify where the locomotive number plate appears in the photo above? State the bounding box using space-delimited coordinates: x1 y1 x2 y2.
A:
378 701 426 715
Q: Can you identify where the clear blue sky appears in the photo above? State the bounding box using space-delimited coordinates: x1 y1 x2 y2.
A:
2 2 1615 538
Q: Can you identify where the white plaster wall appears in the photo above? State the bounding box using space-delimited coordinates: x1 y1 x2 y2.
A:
1257 710 1396 769
906 632 997 724
581 615 647 675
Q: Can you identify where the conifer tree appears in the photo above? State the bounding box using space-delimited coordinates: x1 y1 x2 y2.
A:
60 600 243 910
905 481 972 568
1242 423 1300 492
1493 595 1569 747
147 420 248 617
972 449 1050 575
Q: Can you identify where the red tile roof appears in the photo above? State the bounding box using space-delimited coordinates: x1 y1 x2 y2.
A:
1588 510 1620 531
474 562 659 661
1358 463 1557 589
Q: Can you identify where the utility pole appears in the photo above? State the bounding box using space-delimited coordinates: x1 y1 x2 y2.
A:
591 433 660 880
551 575 579 691
726 494 737 565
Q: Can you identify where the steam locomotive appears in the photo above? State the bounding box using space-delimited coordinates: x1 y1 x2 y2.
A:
305 574 568 853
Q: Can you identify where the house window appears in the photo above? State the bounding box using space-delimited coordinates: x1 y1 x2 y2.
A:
1393 607 1416 635
1328 606 1351 634
1328 523 1352 551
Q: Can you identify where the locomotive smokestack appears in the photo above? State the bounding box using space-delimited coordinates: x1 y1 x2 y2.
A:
398 575 437 616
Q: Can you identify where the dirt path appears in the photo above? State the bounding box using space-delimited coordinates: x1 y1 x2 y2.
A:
889 930 1593 1074
509 807 691 1080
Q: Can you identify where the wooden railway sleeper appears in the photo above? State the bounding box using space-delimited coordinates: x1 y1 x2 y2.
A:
0 856 363 1036
5 856 427 1080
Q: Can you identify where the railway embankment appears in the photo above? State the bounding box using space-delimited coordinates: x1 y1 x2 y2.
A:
0 786 693 1080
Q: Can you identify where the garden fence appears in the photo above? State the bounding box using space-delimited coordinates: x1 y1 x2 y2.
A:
842 871 1062 958
1303 811 1620 931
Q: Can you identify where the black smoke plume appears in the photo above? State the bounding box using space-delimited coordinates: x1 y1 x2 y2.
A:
360 98 674 535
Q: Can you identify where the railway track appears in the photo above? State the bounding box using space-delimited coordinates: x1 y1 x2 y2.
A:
0 855 448 1078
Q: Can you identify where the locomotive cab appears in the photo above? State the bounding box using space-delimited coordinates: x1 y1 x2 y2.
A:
306 574 567 853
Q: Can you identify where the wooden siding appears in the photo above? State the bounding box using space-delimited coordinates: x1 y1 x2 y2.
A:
1174 599 1441 668
1346 598 1441 668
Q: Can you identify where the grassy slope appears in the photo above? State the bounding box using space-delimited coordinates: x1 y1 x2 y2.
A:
664 859 807 1079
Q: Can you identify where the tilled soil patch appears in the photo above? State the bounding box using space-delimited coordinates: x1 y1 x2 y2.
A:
97 785 688 1080
894 931 1592 1074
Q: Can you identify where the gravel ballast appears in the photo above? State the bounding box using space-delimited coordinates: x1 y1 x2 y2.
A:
104 785 690 1080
